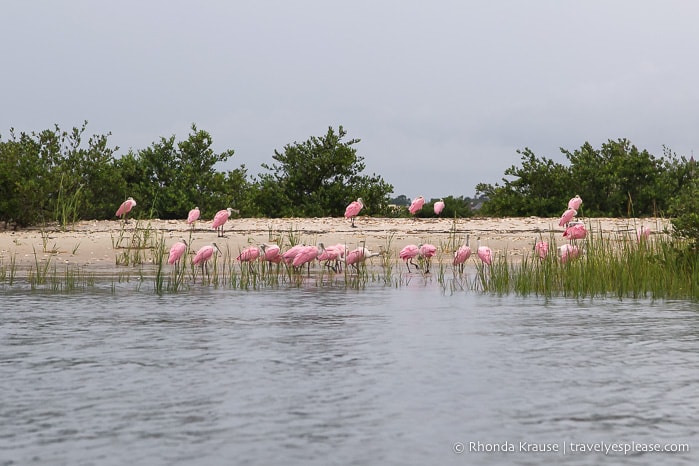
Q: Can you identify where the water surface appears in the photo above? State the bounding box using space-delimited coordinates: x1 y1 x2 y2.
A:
1 285 697 465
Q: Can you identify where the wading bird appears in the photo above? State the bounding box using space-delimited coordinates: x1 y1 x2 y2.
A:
212 207 235 237
116 197 137 222
318 243 345 272
236 245 260 273
558 244 580 264
558 208 577 227
292 244 322 274
477 238 493 266
399 244 420 272
344 198 364 228
345 245 382 272
168 239 188 265
434 199 445 216
187 207 201 228
409 196 425 218
193 242 222 278
453 235 472 272
534 240 549 260
260 244 283 264
282 244 306 266
563 222 587 242
418 243 437 273
568 195 583 211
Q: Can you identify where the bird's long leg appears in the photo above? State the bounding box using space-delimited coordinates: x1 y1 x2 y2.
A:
351 217 356 228
410 259 420 271
405 261 411 273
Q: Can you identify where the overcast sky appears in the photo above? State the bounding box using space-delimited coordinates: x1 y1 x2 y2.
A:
2 1 698 200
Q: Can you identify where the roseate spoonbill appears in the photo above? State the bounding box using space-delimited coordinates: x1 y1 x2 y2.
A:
477 238 492 266
399 244 420 272
558 244 580 263
344 198 364 228
212 207 235 237
563 223 587 242
282 244 306 265
637 226 651 242
345 245 382 272
568 195 583 211
534 240 549 260
168 239 188 265
187 207 200 228
260 244 283 264
453 235 472 272
418 243 437 273
193 242 222 278
409 196 425 217
318 243 345 272
116 197 137 221
558 208 577 227
434 199 445 216
236 245 260 273
292 245 322 274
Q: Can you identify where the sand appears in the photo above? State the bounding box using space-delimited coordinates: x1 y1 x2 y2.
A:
0 216 670 274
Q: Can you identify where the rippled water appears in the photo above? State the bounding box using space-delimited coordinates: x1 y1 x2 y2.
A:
1 284 697 465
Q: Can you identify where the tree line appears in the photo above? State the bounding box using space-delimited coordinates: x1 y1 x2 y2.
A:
2 124 698 243
0 122 475 229
475 138 699 243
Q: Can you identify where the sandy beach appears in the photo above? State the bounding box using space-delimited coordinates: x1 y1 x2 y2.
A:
0 216 671 274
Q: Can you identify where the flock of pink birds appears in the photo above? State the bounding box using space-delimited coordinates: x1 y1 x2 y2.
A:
115 193 653 274
533 195 652 264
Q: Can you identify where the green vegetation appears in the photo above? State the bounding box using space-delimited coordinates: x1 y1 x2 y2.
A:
0 122 394 227
4 221 699 301
3 123 699 248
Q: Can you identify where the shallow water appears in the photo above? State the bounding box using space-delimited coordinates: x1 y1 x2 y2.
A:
1 284 697 465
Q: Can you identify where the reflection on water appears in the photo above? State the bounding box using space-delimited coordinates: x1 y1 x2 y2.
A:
1 286 697 465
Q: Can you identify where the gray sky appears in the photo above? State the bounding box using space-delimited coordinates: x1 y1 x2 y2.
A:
2 1 698 200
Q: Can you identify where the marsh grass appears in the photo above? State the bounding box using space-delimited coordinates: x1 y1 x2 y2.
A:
7 220 699 299
113 220 159 266
54 175 83 229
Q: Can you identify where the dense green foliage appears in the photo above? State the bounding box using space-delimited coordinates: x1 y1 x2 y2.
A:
254 126 393 217
476 139 695 218
0 123 393 227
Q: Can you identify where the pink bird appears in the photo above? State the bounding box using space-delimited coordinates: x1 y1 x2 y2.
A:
236 246 260 263
637 226 651 242
282 244 306 265
477 238 493 266
399 244 420 272
193 243 222 278
558 208 577 227
453 236 472 272
559 244 580 264
344 198 364 228
168 239 188 265
345 246 382 271
434 199 445 216
318 243 345 272
419 243 438 273
568 195 583 211
115 197 137 221
193 243 221 265
187 207 201 227
260 244 283 264
563 223 587 241
408 196 425 217
534 241 549 260
292 245 322 270
212 207 234 237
